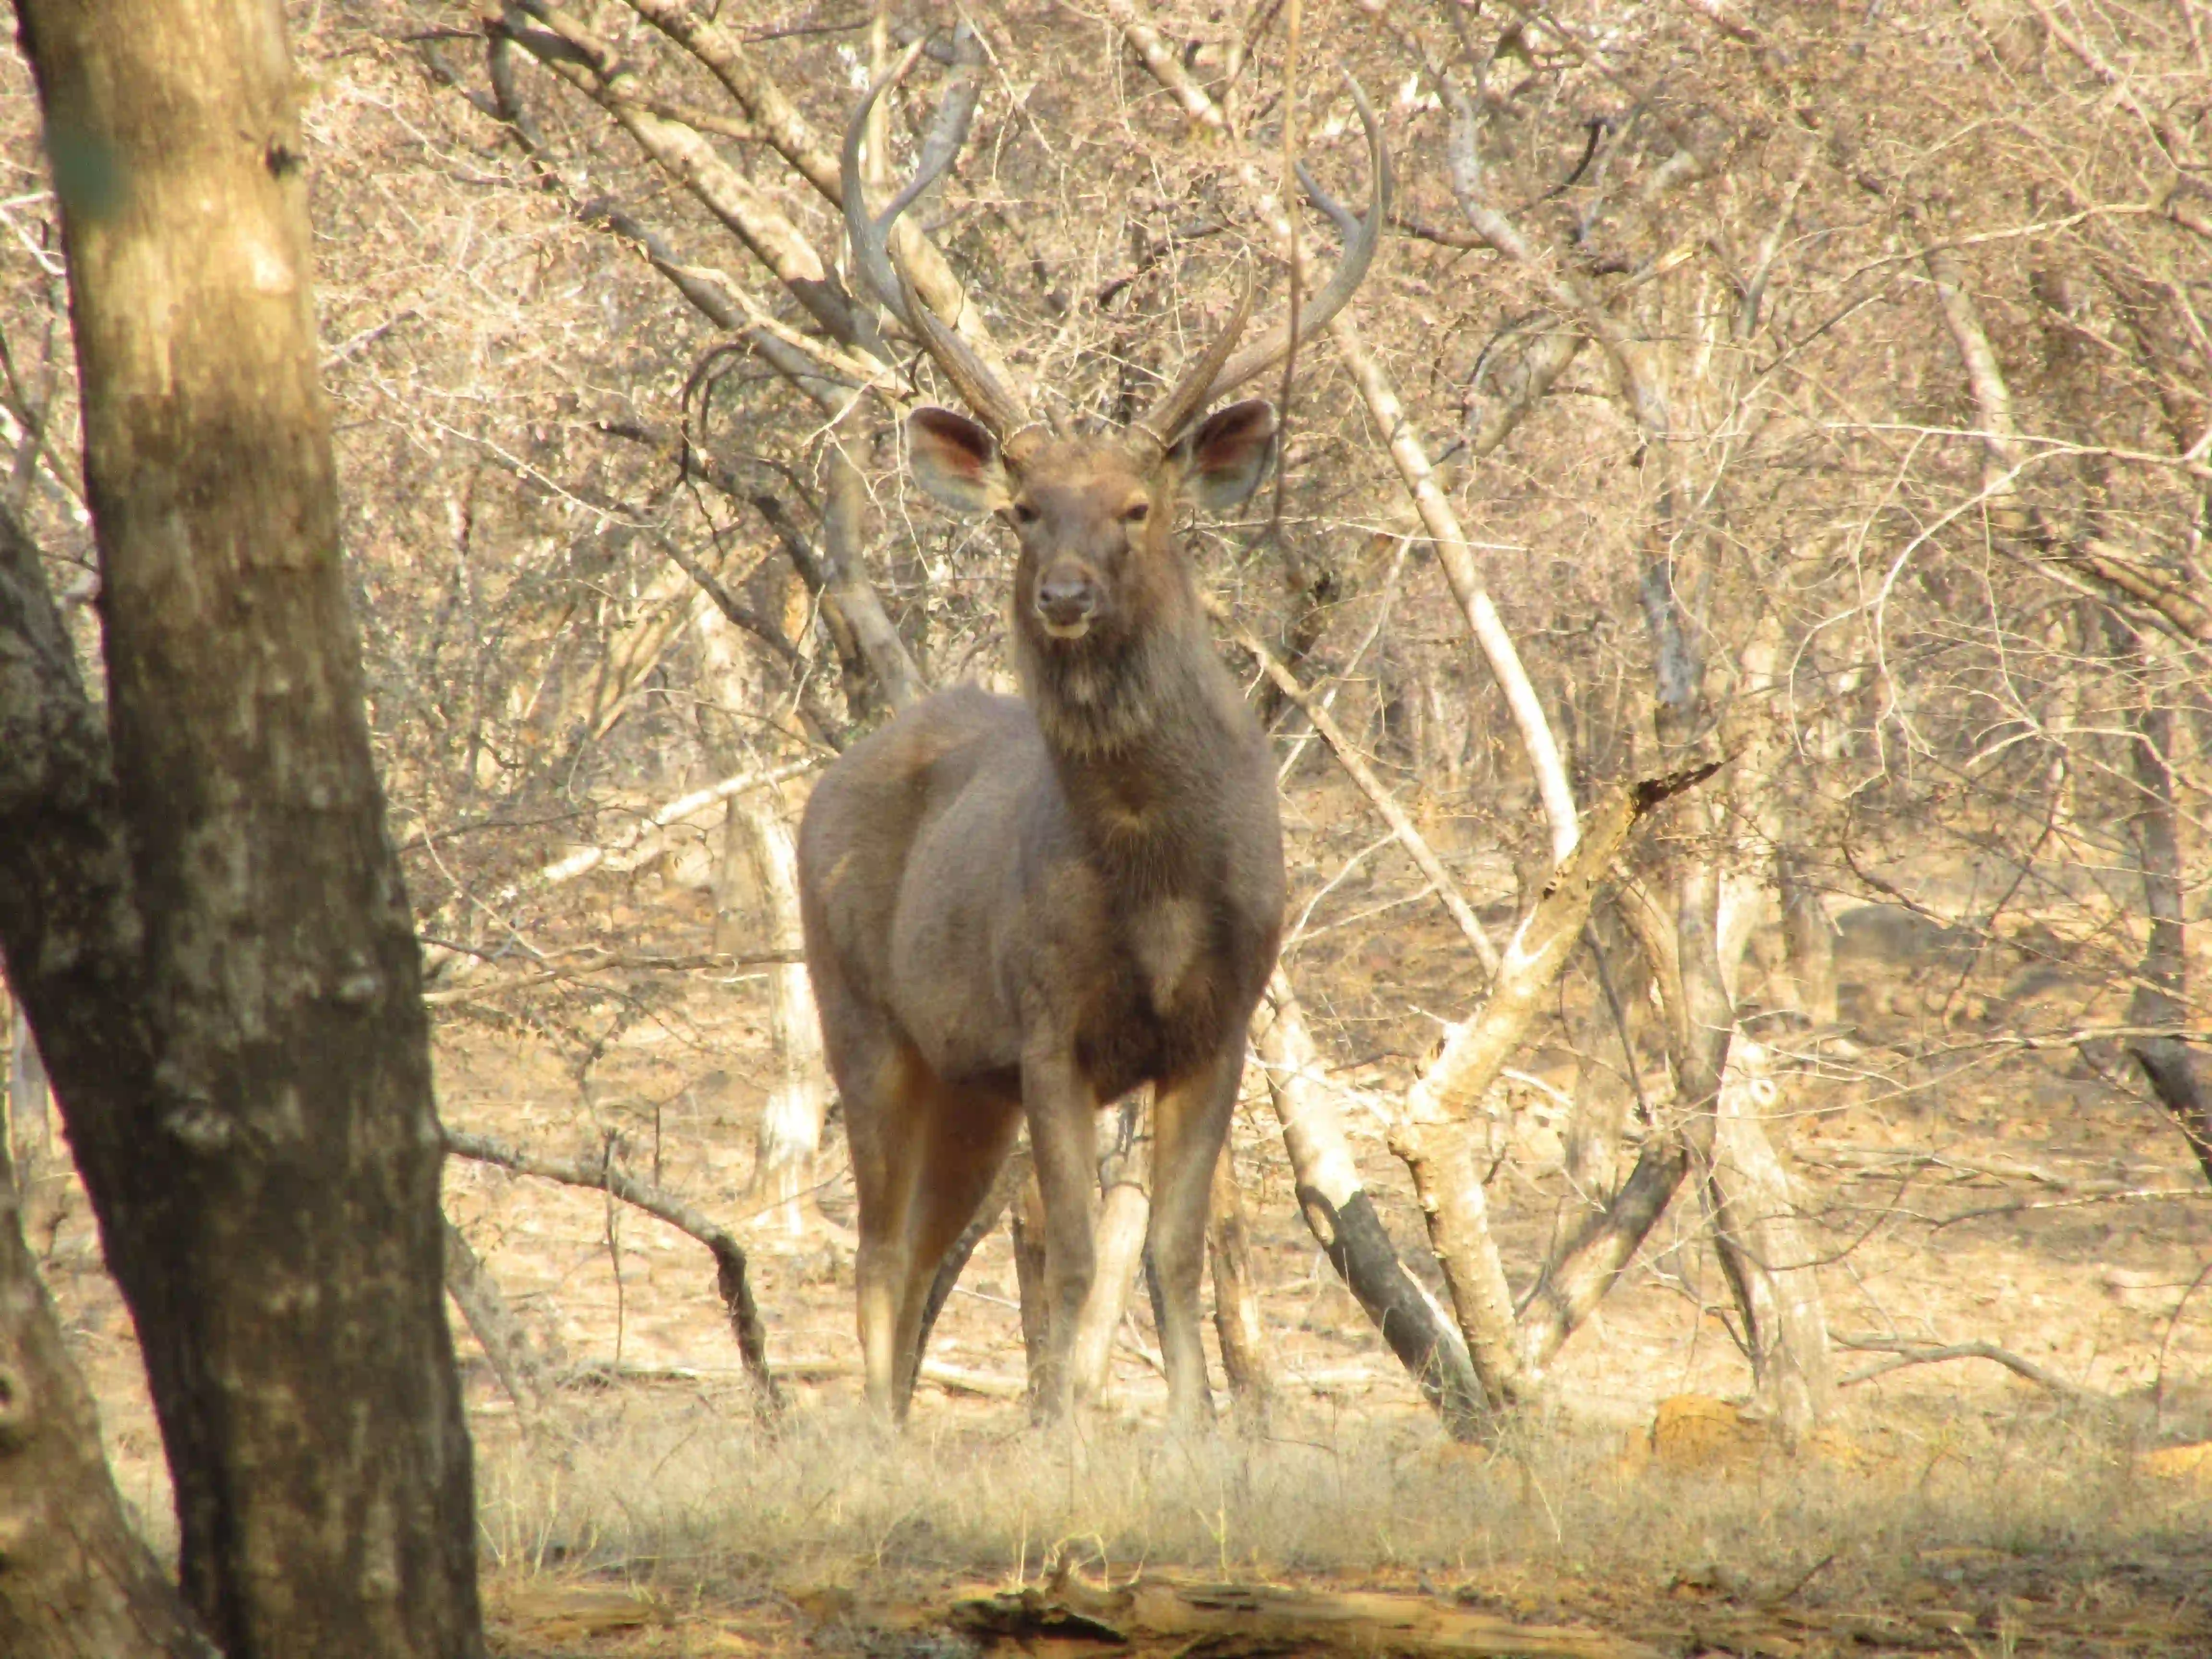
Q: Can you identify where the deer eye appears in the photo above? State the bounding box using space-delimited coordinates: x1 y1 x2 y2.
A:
1006 502 1041 528
1121 501 1151 525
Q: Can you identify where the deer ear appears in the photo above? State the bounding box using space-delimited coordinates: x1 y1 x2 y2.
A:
1173 399 1279 512
906 407 1013 513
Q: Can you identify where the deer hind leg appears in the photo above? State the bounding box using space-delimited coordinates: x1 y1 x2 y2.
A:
842 1037 932 1421
881 1077 1021 1419
913 1149 1029 1383
1148 1045 1243 1430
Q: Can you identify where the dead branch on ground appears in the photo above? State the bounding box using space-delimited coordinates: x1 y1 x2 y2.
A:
1834 1334 2093 1399
445 1126 781 1408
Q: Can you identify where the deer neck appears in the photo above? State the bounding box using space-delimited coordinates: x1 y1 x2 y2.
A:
1017 606 1247 863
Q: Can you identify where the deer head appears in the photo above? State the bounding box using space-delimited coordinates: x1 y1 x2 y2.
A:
842 61 1391 659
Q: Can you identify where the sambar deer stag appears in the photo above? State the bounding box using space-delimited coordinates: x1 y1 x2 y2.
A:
800 65 1390 1429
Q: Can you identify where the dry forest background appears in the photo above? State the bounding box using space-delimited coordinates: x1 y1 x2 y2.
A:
4 0 2212 1651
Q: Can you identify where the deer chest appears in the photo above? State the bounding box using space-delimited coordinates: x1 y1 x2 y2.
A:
1064 891 1253 1096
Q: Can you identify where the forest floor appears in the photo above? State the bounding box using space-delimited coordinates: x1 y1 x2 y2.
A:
26 846 2212 1657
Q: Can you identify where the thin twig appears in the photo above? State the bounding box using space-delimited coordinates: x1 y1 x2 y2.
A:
1227 619 1501 976
516 758 821 893
1934 1188 2212 1227
422 949 806 1006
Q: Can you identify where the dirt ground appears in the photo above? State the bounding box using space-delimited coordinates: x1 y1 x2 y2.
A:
24 844 2212 1658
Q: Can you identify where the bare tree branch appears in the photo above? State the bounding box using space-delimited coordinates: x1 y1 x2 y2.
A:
445 1126 782 1407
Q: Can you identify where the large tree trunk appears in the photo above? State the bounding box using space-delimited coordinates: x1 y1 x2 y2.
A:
1700 628 1833 1434
6 4 482 1653
1704 921 1834 1436
1519 507 1736 1375
1646 842 1832 1434
0 1137 216 1659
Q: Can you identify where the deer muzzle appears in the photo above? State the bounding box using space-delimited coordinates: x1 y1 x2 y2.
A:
1035 564 1100 639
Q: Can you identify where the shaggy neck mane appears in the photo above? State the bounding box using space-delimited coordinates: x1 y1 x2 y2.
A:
1014 603 1245 869
1016 604 1208 754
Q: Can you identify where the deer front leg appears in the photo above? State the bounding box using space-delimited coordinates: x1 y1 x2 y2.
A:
1022 1044 1100 1420
1149 1045 1241 1431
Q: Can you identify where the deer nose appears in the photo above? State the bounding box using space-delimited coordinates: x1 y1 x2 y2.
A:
1035 567 1099 637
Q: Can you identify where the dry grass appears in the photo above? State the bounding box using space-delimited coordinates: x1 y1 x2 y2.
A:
472 1386 2211 1608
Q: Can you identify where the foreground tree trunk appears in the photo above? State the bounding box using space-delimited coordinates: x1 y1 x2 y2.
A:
6 3 483 1653
0 1139 215 1659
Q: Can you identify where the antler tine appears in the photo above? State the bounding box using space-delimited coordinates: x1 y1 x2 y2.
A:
841 41 933 323
842 37 1045 456
1196 72 1394 414
1128 268 1259 458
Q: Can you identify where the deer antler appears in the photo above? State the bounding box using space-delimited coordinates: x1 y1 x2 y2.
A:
845 58 1388 462
842 44 1047 459
1126 271 1259 455
1130 73 1394 453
